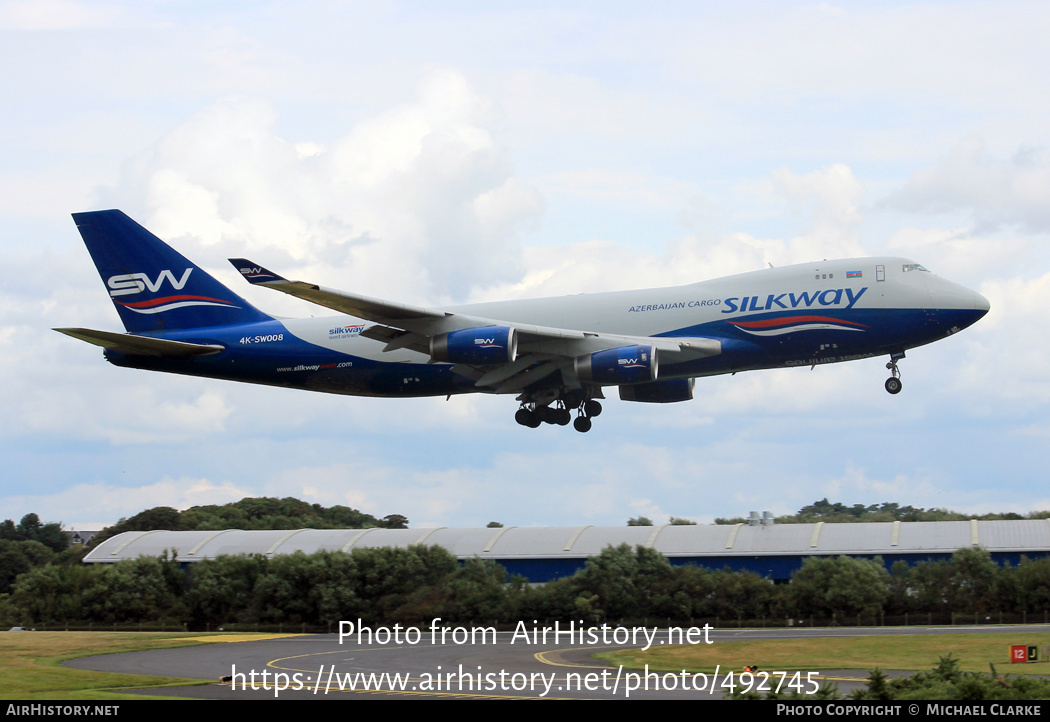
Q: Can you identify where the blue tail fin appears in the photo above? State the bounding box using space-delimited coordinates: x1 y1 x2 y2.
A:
73 210 272 334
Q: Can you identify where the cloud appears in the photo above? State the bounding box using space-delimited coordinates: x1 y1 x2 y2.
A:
534 168 700 213
884 226 1030 280
957 272 1050 407
673 3 1050 111
501 68 699 141
22 384 234 446
472 163 868 301
6 4 1050 537
0 0 117 29
100 69 544 305
0 477 251 530
882 140 1050 234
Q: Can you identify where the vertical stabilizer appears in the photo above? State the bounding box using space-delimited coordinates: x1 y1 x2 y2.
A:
73 210 272 333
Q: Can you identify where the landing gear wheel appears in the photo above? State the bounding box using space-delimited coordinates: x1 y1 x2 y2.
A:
884 353 904 395
516 406 542 427
584 400 603 417
573 415 592 433
555 408 571 426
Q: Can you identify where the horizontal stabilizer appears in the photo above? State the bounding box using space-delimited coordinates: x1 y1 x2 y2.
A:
53 328 224 357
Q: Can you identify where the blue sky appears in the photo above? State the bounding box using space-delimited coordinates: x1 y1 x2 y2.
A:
2 1 1049 531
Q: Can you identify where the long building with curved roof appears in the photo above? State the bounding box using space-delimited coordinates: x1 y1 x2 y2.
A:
83 519 1050 582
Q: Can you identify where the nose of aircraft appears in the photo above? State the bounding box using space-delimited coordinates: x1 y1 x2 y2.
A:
925 275 989 333
974 290 991 314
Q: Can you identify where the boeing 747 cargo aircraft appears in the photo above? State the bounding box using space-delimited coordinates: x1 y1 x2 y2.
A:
56 210 989 431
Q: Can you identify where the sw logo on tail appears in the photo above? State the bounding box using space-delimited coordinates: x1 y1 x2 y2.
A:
56 210 990 432
107 268 193 297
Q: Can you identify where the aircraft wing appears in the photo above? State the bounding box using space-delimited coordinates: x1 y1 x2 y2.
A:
229 259 721 391
229 260 439 324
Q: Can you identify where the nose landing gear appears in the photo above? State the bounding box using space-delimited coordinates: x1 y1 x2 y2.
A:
884 352 904 394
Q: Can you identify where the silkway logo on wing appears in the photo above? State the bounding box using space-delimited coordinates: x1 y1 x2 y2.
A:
106 269 238 314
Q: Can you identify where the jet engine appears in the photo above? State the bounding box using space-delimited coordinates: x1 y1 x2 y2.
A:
619 378 695 403
430 326 517 365
574 345 657 385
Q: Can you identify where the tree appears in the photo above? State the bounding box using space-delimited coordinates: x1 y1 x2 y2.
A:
906 559 954 614
444 559 522 623
0 548 33 595
80 553 186 623
0 514 68 552
627 516 653 526
787 556 889 618
378 514 409 529
91 507 182 545
7 564 81 623
252 552 360 624
574 544 673 620
0 540 54 594
187 555 269 626
90 497 406 545
348 545 456 623
703 567 779 620
1010 557 1050 613
947 547 998 614
17 514 42 536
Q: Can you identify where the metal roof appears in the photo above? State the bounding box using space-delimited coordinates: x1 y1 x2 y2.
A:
83 519 1050 564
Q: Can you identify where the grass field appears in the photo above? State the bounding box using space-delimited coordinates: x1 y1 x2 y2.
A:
3 629 1048 700
596 632 1050 676
0 632 291 701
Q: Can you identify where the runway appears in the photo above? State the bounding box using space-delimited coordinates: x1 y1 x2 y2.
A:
64 624 1050 700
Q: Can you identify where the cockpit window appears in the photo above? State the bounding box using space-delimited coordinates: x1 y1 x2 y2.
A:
902 263 929 273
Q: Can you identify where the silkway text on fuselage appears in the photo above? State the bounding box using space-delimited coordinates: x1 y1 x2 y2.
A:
627 287 868 314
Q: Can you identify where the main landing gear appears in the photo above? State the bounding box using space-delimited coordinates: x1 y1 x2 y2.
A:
572 400 602 433
884 352 904 395
515 396 603 432
515 403 570 428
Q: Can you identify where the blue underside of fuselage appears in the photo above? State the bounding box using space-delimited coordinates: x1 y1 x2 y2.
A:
105 306 986 398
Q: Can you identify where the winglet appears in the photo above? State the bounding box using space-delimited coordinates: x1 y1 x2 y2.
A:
228 259 290 285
